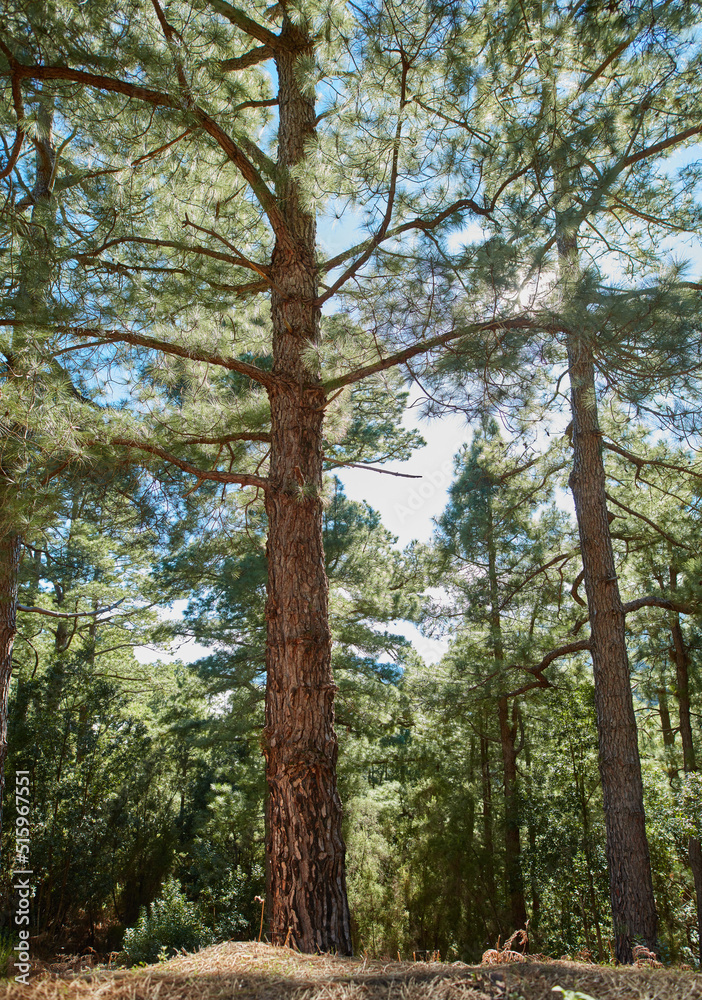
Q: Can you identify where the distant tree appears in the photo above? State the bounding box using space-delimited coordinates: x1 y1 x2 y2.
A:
430 420 581 934
396 1 702 961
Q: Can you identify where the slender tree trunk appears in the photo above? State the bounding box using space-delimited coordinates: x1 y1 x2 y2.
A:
498 696 527 932
480 729 497 900
0 532 22 855
486 495 527 932
0 98 55 856
565 327 657 962
668 571 702 963
262 19 351 954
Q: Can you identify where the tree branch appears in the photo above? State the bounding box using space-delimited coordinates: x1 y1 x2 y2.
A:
604 491 692 552
220 44 273 71
104 437 269 489
7 60 291 245
0 57 25 181
75 234 269 273
316 58 409 306
54 326 278 388
323 456 421 478
622 124 702 170
205 0 285 49
17 598 127 619
318 168 530 282
321 317 539 393
603 440 702 481
622 595 696 616
504 640 592 699
571 569 586 608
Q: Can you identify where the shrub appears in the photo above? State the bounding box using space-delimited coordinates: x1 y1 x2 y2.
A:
122 877 212 965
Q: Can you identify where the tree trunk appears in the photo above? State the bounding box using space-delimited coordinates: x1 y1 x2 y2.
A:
565 327 657 962
487 493 527 933
498 696 527 932
480 729 497 900
262 20 351 954
0 98 56 857
656 685 675 749
667 573 702 964
0 532 22 856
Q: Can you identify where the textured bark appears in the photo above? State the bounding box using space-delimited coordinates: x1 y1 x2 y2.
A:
565 328 657 962
0 532 22 854
262 18 351 954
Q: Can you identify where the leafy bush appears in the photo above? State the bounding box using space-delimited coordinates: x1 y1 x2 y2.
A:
122 877 212 965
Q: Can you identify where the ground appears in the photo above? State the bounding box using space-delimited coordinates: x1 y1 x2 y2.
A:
1 942 701 1000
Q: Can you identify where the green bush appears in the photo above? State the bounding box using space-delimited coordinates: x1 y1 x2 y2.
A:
122 877 212 965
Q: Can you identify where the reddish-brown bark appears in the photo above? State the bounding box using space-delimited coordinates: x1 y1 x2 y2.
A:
261 21 351 954
565 327 658 962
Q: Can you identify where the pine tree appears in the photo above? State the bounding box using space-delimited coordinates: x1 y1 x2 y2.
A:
402 0 702 961
431 420 581 934
0 0 525 950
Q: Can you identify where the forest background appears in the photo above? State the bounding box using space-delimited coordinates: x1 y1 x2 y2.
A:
0 0 702 973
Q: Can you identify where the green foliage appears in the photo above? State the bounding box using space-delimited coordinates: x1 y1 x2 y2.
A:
121 878 212 965
0 929 12 979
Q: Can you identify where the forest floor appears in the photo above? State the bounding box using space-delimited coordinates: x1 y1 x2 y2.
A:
1 941 701 1000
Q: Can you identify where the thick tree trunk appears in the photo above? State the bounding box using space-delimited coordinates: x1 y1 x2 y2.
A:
667 577 702 963
0 532 22 855
498 696 527 932
262 20 351 954
565 329 657 962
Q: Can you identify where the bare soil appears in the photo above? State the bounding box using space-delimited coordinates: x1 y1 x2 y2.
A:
1 941 701 1000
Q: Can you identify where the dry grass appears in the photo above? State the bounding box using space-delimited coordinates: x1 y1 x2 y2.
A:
1 941 701 1000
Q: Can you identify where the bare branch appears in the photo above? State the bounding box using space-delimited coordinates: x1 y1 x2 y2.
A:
323 456 421 478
